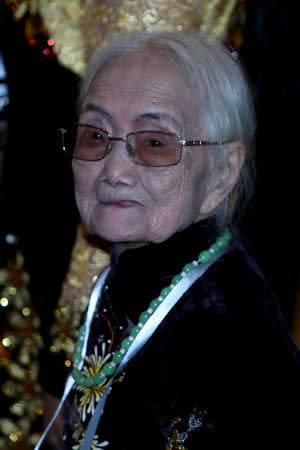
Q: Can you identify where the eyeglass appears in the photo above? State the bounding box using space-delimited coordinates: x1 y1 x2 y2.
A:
58 123 221 168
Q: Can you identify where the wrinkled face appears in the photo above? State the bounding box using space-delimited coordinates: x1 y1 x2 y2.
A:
73 50 213 252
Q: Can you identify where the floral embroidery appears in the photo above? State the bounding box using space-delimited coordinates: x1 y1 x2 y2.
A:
76 344 110 421
71 343 111 447
167 408 214 449
70 300 125 447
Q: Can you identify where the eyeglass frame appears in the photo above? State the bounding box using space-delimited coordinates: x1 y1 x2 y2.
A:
58 122 223 168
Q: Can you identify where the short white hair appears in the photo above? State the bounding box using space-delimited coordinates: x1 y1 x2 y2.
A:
78 30 256 228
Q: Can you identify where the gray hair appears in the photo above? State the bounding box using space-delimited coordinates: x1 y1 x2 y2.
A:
78 30 256 229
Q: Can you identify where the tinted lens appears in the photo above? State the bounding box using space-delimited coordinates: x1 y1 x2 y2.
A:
128 131 181 167
72 125 109 161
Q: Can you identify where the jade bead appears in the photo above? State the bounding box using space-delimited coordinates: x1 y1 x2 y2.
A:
160 286 172 299
130 325 141 337
72 368 80 378
112 350 125 364
83 377 94 387
198 250 212 263
182 262 195 274
209 243 220 254
139 311 151 324
79 326 86 336
216 236 228 249
171 274 183 285
149 298 160 311
72 352 82 363
121 337 133 350
102 362 117 376
75 340 84 352
72 368 84 384
93 372 107 385
223 229 232 240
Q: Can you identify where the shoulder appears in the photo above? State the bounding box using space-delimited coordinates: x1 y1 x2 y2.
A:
186 239 281 319
162 238 300 374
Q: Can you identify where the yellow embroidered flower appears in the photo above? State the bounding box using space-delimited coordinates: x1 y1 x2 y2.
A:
76 344 110 421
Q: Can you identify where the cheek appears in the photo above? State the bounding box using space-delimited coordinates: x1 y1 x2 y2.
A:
72 163 97 209
145 153 209 210
141 166 186 205
140 165 204 239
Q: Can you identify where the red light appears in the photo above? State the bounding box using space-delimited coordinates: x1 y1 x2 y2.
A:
43 48 50 56
47 39 55 46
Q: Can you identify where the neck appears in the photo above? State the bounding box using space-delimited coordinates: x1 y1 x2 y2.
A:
114 218 221 256
115 240 148 256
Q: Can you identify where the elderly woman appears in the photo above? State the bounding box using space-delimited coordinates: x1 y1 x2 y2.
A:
40 31 300 449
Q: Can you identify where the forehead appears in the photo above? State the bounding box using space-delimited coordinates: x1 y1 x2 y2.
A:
82 50 197 132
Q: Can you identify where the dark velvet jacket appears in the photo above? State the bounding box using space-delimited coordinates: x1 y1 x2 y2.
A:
63 222 300 449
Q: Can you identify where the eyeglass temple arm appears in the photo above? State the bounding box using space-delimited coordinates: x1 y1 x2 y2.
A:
180 139 221 146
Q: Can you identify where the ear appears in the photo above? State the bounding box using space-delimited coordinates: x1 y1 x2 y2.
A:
200 140 246 216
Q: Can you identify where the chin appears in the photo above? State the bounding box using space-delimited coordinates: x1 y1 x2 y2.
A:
90 220 145 245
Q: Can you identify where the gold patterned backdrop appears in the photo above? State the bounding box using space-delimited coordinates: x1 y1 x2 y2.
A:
11 0 241 76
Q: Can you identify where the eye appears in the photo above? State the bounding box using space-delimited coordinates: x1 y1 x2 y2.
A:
83 127 108 148
147 139 164 147
89 130 106 141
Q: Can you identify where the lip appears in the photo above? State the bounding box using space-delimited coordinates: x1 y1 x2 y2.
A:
101 200 138 208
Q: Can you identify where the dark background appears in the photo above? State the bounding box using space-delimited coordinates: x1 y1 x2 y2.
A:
0 3 80 324
239 0 299 325
0 0 299 406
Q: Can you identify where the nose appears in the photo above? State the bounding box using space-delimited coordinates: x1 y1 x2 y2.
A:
99 138 137 187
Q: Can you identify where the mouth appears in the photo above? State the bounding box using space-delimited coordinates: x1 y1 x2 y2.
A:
101 200 138 208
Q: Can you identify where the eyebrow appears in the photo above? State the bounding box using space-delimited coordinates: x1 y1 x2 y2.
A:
81 104 182 131
134 112 181 129
81 102 113 120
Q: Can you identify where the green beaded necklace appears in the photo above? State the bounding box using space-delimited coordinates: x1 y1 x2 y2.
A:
72 228 232 388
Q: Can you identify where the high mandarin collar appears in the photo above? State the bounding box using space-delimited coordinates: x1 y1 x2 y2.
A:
106 218 221 322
